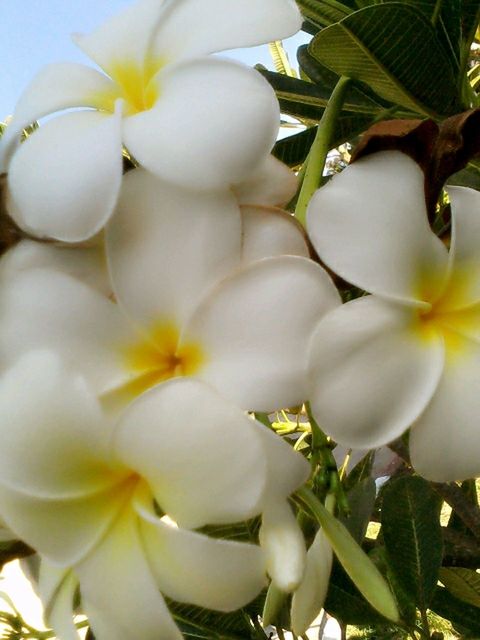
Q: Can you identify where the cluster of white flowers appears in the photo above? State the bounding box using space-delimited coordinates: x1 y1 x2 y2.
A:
0 1 479 638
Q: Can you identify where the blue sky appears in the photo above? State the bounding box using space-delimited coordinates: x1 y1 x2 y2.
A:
1 0 308 120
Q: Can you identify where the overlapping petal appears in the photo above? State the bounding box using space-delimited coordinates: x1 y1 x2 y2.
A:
113 378 268 528
307 151 449 306
309 296 445 449
7 109 123 241
106 169 242 326
234 155 299 208
152 0 302 60
410 336 480 481
40 566 80 640
186 256 340 411
123 58 279 190
0 269 133 394
240 206 309 264
137 488 266 611
0 63 116 168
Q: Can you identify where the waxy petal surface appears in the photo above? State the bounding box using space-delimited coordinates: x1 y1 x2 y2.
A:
307 151 449 306
187 256 340 411
123 58 279 190
241 206 309 264
234 155 299 208
152 0 301 60
106 169 241 327
7 110 123 241
309 296 445 449
137 491 266 611
410 336 480 482
113 378 268 529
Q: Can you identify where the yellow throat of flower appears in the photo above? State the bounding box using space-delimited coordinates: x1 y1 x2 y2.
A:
92 56 165 116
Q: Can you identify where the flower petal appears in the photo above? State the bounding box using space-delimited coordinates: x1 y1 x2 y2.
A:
106 168 241 327
307 151 449 306
234 155 299 208
0 350 118 497
7 109 123 242
39 565 80 640
240 205 309 264
73 0 163 73
152 0 301 60
76 505 183 640
259 501 306 592
0 269 133 394
0 240 111 296
410 336 480 481
309 296 445 449
136 487 266 611
123 58 279 190
0 63 116 169
186 256 341 411
113 378 268 529
436 186 480 311
291 529 332 636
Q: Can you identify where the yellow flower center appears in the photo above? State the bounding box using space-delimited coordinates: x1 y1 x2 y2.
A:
90 56 165 116
102 321 205 410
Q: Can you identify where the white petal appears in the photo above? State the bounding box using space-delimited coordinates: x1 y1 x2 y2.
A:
76 506 183 640
106 168 241 327
124 58 279 190
7 109 123 242
136 487 267 611
39 565 80 640
73 0 163 73
0 240 111 296
410 336 480 481
0 350 118 497
234 155 299 208
291 529 333 636
0 64 116 169
307 151 449 306
186 256 340 411
152 0 301 59
240 205 309 264
0 269 133 394
113 378 268 529
0 481 127 566
259 501 306 592
437 187 480 311
309 296 445 449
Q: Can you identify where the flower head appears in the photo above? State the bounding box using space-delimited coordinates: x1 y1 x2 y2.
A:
307 150 480 482
0 0 302 241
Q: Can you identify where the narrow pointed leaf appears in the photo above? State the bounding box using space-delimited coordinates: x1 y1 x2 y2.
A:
439 567 480 608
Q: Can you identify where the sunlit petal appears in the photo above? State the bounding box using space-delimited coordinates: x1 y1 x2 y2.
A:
7 109 123 242
123 58 279 190
309 296 445 449
39 565 80 640
106 168 241 327
307 151 449 306
186 256 340 411
113 378 268 528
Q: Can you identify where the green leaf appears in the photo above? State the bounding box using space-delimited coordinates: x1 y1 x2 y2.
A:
168 599 260 640
382 476 443 612
430 586 480 635
339 477 376 543
296 0 353 29
324 563 388 625
439 567 480 608
309 3 460 117
448 162 480 191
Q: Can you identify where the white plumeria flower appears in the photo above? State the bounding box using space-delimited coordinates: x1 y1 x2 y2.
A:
0 0 302 241
307 150 480 482
0 169 340 413
0 350 310 640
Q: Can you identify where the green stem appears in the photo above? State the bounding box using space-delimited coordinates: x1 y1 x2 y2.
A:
431 0 442 27
295 76 351 226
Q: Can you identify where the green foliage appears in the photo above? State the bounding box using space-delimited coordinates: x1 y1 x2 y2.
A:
382 476 444 614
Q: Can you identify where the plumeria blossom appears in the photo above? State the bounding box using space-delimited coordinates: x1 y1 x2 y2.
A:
307 150 480 482
0 349 310 640
0 0 302 241
0 169 340 413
